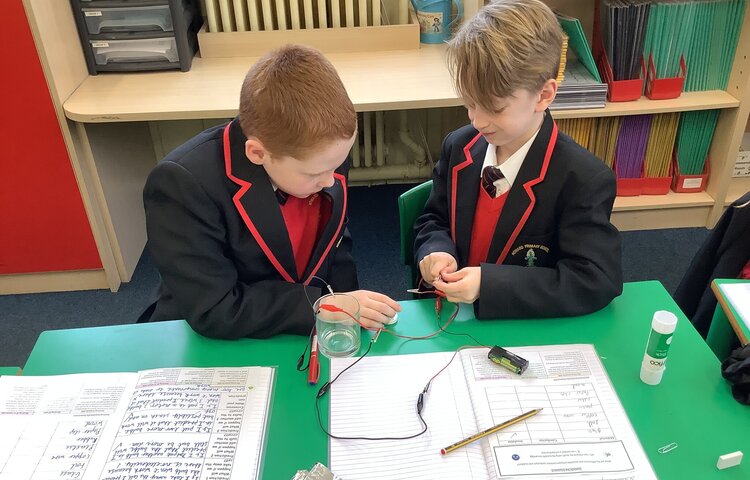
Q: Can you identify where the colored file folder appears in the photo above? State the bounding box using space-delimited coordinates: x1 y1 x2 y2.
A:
643 112 680 178
675 109 719 175
684 0 746 91
601 0 651 82
557 13 602 82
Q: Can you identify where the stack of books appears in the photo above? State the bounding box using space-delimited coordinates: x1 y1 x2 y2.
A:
557 32 569 83
551 60 608 110
552 14 607 110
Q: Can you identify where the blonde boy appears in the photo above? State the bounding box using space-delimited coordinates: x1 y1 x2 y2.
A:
415 0 622 318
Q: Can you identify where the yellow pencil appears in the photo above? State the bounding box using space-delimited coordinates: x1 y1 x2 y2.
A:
439 408 543 455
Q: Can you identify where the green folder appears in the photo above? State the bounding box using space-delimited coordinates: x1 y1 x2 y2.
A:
557 14 602 83
683 0 746 92
643 2 697 81
675 109 719 175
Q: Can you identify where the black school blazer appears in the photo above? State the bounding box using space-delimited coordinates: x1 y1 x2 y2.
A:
141 119 358 339
414 112 623 318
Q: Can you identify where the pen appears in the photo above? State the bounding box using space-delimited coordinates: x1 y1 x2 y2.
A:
440 408 543 455
307 332 320 385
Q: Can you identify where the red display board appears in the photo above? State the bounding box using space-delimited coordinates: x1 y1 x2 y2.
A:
0 1 101 274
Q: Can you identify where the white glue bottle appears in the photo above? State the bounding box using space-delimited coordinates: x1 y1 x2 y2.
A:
640 311 678 385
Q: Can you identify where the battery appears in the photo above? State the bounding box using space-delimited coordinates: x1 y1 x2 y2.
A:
488 346 529 375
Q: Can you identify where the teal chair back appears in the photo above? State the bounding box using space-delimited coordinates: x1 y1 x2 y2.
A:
398 180 433 288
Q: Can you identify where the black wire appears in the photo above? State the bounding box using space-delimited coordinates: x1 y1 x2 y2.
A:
306 282 485 441
315 340 429 441
423 345 482 393
297 275 334 371
303 274 333 311
296 326 315 372
435 304 488 347
428 302 488 347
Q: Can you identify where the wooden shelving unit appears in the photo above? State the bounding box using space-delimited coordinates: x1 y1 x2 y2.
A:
62 49 740 122
726 177 750 205
19 0 750 290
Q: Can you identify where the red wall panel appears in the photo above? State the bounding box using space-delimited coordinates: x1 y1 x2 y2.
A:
0 1 101 274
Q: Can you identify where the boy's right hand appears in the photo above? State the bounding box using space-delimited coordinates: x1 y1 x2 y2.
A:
419 252 458 285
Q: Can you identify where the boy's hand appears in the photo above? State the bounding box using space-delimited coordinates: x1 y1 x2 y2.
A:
345 290 402 329
419 252 458 285
433 267 481 304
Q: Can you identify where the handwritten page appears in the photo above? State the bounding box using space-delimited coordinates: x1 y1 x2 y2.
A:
329 352 489 480
719 283 750 333
329 345 656 480
0 373 136 480
0 367 274 480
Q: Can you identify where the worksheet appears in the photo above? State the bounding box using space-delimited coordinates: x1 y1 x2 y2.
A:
719 283 750 333
329 345 656 480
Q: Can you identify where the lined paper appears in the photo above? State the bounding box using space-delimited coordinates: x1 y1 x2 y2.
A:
97 367 274 480
329 351 489 479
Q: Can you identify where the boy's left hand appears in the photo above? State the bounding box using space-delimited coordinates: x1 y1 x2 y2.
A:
345 290 402 330
433 268 481 304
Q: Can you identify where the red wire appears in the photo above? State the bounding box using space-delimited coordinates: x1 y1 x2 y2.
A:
318 302 459 340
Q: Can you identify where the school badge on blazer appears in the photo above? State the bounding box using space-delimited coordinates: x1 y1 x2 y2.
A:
525 249 536 267
511 243 551 267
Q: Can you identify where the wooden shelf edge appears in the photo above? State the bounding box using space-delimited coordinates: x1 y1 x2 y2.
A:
612 205 711 231
614 191 715 212
64 91 740 123
0 269 111 295
553 91 740 120
64 99 470 122
64 109 240 123
62 45 740 123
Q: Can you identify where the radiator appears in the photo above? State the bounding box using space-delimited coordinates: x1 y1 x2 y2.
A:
180 2 467 184
149 108 469 185
349 108 470 184
352 111 385 168
202 0 410 32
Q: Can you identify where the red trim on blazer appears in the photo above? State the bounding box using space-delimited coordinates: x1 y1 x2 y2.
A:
302 173 347 285
451 133 483 243
495 122 559 264
222 124 295 283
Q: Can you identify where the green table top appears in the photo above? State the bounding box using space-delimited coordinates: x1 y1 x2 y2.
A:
22 281 749 479
0 367 20 376
712 278 750 345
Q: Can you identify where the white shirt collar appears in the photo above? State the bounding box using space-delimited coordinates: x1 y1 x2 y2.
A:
481 129 540 186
